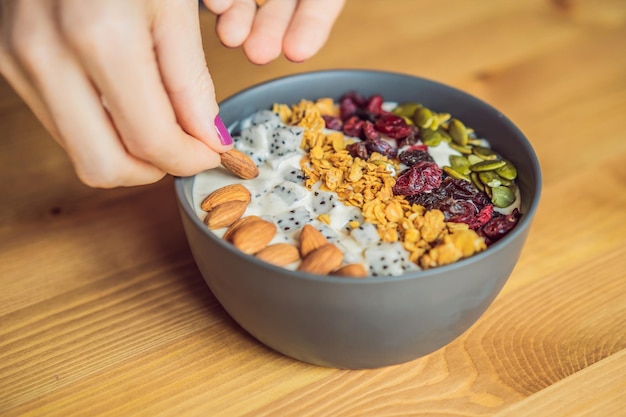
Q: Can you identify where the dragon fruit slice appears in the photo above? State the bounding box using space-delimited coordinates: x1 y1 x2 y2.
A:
234 123 272 164
247 110 282 129
272 206 312 234
350 221 381 246
311 188 338 214
269 181 308 205
309 220 341 243
269 126 304 158
282 167 308 184
342 210 366 233
364 242 413 277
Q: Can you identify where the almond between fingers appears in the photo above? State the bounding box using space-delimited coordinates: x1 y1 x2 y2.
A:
220 149 259 179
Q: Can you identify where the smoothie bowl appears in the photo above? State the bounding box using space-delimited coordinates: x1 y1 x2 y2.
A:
174 70 541 369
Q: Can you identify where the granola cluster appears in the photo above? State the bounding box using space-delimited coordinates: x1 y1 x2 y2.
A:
273 99 487 269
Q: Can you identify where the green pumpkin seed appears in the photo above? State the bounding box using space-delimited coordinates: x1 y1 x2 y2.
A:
449 155 470 167
467 138 484 146
496 160 518 180
449 143 473 155
490 186 516 208
449 155 471 175
467 154 483 165
437 113 451 124
392 103 421 118
470 172 486 192
470 159 507 172
443 166 470 181
472 145 498 160
412 107 434 129
420 128 442 146
448 119 468 146
479 171 512 187
429 116 440 130
437 127 452 143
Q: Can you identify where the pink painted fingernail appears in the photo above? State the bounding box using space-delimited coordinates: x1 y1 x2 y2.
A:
214 114 233 146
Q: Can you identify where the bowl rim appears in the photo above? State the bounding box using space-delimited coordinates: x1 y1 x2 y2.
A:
174 69 542 284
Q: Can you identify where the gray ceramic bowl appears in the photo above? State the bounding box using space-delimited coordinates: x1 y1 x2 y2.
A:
175 69 541 369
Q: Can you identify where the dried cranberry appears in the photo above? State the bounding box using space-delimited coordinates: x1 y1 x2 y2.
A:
473 204 494 228
446 200 477 221
366 137 397 158
406 176 496 231
362 121 380 141
397 128 420 147
340 97 359 120
439 177 477 201
355 109 378 123
339 92 367 120
374 114 413 139
341 91 367 107
399 149 434 166
407 191 448 210
365 94 384 115
480 209 521 244
346 141 369 159
322 115 343 131
342 116 364 138
448 202 494 229
393 162 442 195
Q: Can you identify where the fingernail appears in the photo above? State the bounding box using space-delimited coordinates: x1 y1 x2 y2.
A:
214 114 233 146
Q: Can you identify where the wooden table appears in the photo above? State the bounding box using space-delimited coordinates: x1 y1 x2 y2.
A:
1 1 625 415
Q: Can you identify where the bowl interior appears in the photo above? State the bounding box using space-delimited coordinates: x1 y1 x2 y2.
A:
177 69 541 281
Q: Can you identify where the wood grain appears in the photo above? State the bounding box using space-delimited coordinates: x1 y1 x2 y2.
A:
1 0 625 415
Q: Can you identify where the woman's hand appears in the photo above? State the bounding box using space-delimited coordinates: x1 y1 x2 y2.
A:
0 0 231 188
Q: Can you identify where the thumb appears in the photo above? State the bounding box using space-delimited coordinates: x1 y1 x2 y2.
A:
152 1 233 153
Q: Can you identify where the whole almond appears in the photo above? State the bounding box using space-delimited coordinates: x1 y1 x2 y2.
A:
299 224 328 258
201 184 251 212
297 243 343 275
220 149 259 179
231 219 277 254
331 263 368 278
255 243 300 267
223 215 262 242
204 200 248 230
